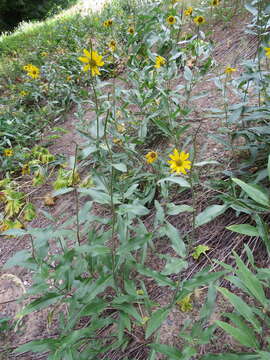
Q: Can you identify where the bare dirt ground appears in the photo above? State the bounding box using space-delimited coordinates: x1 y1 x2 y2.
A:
0 13 263 360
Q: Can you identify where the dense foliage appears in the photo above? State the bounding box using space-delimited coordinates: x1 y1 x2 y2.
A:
1 0 270 359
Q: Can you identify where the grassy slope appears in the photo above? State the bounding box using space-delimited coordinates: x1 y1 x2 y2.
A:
0 0 128 171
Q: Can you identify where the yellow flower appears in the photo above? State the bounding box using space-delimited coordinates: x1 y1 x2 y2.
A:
117 123 125 133
23 64 32 71
184 7 193 16
113 138 123 146
103 19 113 27
66 75 72 81
225 66 237 74
26 64 40 79
78 49 104 76
3 148 13 157
141 316 150 325
168 149 191 174
41 51 48 57
0 221 9 232
176 294 193 312
154 55 166 69
211 0 220 5
145 151 158 164
109 40 116 52
20 90 28 97
264 47 270 59
0 192 5 202
128 27 135 35
21 163 30 175
167 15 176 25
194 16 206 25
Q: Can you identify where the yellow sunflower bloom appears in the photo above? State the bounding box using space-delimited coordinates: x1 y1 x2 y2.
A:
194 16 206 25
211 0 220 5
23 64 40 79
23 64 32 71
3 148 13 157
128 27 135 35
225 66 237 74
154 55 166 69
264 47 270 59
103 19 113 27
167 15 176 25
109 40 116 52
0 221 9 232
22 163 30 175
168 149 191 175
184 7 193 16
145 151 158 164
78 49 104 76
20 90 28 96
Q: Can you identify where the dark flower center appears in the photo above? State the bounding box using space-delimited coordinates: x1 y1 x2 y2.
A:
175 159 183 166
89 59 97 67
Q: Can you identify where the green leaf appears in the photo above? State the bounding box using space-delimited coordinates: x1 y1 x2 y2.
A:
184 66 193 81
149 343 183 359
232 178 270 208
112 163 127 172
268 154 270 182
192 245 210 260
4 250 31 269
135 263 175 287
14 339 58 354
233 252 267 306
162 258 188 275
194 160 220 167
78 188 112 205
81 145 97 158
226 224 259 237
18 293 64 317
145 308 170 339
1 228 26 236
254 214 270 254
158 176 190 188
118 203 149 216
200 283 217 321
195 204 227 228
201 353 260 360
216 320 259 349
166 204 193 215
163 221 186 257
52 187 73 196
75 244 110 256
217 287 261 332
113 303 142 322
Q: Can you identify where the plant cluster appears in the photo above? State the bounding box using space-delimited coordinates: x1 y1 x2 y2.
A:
1 0 270 359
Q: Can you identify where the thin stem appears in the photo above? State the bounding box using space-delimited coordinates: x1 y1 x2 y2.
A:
72 143 81 246
188 120 203 250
